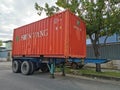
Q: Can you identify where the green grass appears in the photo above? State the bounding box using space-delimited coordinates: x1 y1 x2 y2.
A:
78 69 120 77
56 67 120 78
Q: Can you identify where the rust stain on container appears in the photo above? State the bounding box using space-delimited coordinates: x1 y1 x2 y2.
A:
12 10 86 58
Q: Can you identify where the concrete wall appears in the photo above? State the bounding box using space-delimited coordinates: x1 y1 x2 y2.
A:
0 41 12 61
5 42 12 50
0 51 12 61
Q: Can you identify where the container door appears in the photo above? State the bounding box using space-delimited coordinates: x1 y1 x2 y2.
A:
69 13 86 58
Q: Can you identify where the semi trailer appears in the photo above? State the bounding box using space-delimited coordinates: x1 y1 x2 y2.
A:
12 10 86 78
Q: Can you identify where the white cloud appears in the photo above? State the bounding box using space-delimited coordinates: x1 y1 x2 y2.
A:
0 4 14 14
0 0 57 41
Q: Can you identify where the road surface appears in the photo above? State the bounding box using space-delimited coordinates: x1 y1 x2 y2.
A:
0 62 120 90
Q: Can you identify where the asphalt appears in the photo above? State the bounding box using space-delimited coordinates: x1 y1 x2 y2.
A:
0 61 120 90
0 61 11 70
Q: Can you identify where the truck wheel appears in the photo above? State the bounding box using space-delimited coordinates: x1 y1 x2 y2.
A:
29 61 35 74
41 63 49 72
21 61 31 75
12 60 21 73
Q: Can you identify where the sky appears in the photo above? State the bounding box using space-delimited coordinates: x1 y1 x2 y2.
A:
0 0 56 41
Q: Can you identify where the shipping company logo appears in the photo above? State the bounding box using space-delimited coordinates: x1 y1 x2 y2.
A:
54 18 59 24
16 29 48 41
77 20 80 26
16 36 20 41
74 20 81 31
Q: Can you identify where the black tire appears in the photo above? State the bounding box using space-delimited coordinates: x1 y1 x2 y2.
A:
29 61 35 74
12 60 21 73
41 63 49 72
21 61 31 75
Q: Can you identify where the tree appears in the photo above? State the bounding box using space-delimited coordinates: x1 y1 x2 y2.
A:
0 40 2 47
35 3 60 16
35 0 120 72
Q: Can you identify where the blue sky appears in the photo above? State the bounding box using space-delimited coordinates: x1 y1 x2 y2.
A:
0 0 56 41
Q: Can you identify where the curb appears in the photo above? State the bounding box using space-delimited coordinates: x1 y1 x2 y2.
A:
82 74 120 81
55 72 120 81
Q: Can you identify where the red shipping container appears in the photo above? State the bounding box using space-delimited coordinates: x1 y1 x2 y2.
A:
12 10 86 58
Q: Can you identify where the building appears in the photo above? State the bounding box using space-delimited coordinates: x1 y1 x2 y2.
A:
0 40 12 61
4 40 12 51
87 33 120 44
0 47 8 61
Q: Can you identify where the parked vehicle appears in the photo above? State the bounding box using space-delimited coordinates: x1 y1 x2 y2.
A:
12 10 86 78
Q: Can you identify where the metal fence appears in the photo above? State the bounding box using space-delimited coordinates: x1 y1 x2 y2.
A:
87 43 120 60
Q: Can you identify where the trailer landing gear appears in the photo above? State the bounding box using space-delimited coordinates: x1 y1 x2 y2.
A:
61 62 65 76
47 59 56 78
47 59 66 78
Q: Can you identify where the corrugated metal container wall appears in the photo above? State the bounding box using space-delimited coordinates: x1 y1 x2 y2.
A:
12 10 86 58
69 12 86 58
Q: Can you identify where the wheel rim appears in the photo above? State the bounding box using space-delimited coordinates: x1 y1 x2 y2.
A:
22 64 27 72
12 61 21 73
21 61 31 75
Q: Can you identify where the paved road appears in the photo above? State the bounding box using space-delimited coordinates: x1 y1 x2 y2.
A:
0 62 120 90
0 62 11 70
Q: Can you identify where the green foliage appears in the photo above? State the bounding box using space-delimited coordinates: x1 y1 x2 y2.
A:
35 3 43 15
56 0 80 13
80 0 119 37
0 40 2 46
35 0 119 38
35 2 60 16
